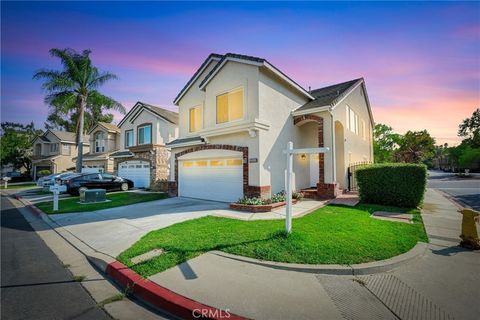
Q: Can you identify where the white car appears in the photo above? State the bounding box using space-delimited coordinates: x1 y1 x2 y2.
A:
37 173 57 187
40 172 76 189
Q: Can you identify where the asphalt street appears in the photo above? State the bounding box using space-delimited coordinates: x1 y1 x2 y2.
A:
427 170 480 210
0 195 110 320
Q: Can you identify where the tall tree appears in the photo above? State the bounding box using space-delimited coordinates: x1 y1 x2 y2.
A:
394 130 436 163
0 122 42 175
373 123 402 163
458 108 480 148
34 48 125 172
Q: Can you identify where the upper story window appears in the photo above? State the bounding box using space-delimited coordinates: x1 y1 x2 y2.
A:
50 143 59 152
216 88 243 124
125 130 134 148
35 144 42 155
346 105 358 135
62 144 70 155
361 120 366 140
189 106 203 132
137 124 152 145
94 131 105 153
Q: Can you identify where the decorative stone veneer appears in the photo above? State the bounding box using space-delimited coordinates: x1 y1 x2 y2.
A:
294 115 338 199
113 144 169 187
168 144 270 199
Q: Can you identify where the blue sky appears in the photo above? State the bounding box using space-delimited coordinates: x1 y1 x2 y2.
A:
1 1 479 145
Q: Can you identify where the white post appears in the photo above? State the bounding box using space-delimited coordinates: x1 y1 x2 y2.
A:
286 141 293 233
53 190 59 212
4 180 7 189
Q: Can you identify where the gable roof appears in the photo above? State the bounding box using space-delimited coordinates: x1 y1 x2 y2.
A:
294 78 363 113
33 130 90 145
118 101 179 127
88 122 120 134
173 53 314 105
173 53 223 105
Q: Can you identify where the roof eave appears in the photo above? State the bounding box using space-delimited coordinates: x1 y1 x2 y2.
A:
173 55 222 105
291 105 331 116
198 57 263 91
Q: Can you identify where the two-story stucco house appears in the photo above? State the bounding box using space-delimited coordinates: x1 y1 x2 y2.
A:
167 53 374 202
32 130 90 179
110 101 179 188
73 122 121 173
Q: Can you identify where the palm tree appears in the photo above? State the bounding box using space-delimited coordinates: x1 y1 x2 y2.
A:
34 48 125 172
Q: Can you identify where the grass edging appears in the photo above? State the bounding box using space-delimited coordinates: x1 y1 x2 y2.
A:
118 204 428 277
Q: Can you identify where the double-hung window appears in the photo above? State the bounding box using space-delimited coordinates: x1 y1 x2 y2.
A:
346 105 359 134
50 143 59 152
216 88 243 124
137 124 152 145
94 131 105 153
189 107 202 132
125 130 134 148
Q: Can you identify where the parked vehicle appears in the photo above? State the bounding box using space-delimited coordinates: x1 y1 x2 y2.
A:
1 171 32 182
37 173 57 186
41 172 77 188
64 173 134 195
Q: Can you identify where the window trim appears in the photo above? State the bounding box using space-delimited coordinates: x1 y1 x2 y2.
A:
189 106 203 133
137 123 152 145
50 143 59 152
94 131 105 153
215 87 244 125
125 129 134 148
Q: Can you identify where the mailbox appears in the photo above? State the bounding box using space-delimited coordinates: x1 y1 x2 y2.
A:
80 189 106 203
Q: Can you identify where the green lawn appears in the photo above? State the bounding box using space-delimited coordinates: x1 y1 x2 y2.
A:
36 192 168 214
118 204 428 277
2 182 37 189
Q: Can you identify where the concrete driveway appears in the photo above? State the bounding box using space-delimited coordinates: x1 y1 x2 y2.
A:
48 197 230 257
46 197 324 258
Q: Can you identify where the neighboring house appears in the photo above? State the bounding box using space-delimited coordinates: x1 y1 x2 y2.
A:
167 53 374 202
31 130 90 179
110 101 179 188
73 122 120 173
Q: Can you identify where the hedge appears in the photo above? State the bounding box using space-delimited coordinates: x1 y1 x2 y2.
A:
356 163 427 208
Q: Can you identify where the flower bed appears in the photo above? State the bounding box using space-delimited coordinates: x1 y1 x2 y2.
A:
229 191 303 213
229 199 298 213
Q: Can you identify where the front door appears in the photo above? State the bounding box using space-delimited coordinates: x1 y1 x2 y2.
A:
309 154 319 187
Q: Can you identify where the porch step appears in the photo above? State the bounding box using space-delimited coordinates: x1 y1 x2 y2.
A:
301 188 317 199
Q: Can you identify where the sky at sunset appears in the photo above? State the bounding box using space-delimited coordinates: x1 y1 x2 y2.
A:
1 1 479 146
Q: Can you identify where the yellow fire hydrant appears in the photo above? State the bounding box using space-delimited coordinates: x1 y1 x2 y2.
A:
459 208 480 250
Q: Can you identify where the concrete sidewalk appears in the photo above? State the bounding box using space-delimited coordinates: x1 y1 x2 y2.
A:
148 188 479 320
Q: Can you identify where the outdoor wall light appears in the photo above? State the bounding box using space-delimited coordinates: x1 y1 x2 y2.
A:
300 154 307 160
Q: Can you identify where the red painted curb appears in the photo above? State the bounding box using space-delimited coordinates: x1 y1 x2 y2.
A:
106 261 248 320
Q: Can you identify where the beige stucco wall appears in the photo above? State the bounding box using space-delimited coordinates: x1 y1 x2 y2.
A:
119 109 177 151
177 60 218 137
257 69 311 193
331 83 374 188
89 127 119 154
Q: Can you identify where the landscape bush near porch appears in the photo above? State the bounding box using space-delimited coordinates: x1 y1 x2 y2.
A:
356 163 427 207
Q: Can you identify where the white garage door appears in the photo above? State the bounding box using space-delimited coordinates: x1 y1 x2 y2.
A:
179 158 243 202
118 160 150 188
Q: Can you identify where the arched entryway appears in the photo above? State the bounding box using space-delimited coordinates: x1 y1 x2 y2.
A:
335 121 345 190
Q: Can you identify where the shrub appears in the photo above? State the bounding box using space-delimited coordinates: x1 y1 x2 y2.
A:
292 191 304 200
37 169 51 177
237 197 265 205
356 163 427 208
271 191 286 203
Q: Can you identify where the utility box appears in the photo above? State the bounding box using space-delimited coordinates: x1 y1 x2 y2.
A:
80 188 106 203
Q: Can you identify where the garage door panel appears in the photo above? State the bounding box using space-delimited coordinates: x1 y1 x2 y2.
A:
118 160 150 188
179 158 243 202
